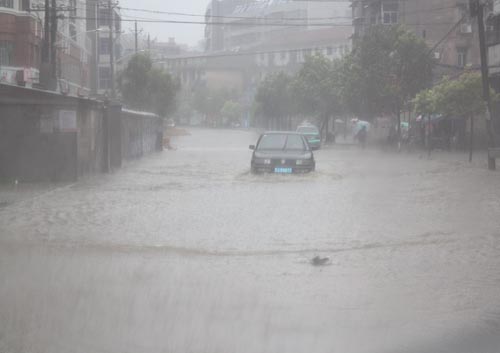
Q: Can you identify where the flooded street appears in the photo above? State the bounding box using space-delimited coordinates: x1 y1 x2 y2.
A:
2 128 500 353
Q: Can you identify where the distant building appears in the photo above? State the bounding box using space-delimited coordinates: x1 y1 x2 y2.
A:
86 0 122 96
351 0 481 78
164 0 352 125
0 0 43 87
205 0 248 52
53 0 92 95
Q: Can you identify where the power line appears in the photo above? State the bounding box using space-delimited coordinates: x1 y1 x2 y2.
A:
117 6 351 21
65 14 461 28
427 14 466 55
68 16 353 26
37 3 461 23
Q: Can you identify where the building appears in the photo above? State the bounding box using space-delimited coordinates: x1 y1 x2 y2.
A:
0 0 43 87
223 0 351 52
52 0 92 95
86 0 121 96
205 0 248 52
351 0 481 77
161 0 352 125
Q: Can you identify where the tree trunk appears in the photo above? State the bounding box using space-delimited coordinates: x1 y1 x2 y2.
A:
397 105 401 152
427 114 432 158
469 115 474 163
325 116 329 143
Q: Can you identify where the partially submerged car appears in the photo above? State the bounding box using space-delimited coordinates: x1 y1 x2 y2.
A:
250 132 315 174
296 124 321 150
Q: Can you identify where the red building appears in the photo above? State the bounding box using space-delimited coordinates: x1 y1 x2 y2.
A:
0 1 43 86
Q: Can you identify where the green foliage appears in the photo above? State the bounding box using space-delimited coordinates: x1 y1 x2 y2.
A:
341 25 434 119
220 100 243 122
118 53 152 110
252 26 434 127
255 72 293 119
148 68 179 117
118 53 180 117
291 55 343 120
414 72 488 118
192 85 232 118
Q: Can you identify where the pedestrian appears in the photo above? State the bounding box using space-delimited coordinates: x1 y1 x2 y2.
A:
356 125 367 149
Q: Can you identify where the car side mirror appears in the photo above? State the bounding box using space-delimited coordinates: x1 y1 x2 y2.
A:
249 145 255 150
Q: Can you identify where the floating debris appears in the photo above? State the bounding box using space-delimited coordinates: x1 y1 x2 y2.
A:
311 256 330 266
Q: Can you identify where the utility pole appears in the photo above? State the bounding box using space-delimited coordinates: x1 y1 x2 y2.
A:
108 0 115 98
147 33 151 53
50 0 57 81
42 0 50 63
471 0 496 169
134 21 138 53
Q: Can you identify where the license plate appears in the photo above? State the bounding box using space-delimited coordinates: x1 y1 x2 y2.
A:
274 167 292 174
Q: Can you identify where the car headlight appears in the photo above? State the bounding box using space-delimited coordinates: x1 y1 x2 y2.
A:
296 159 308 165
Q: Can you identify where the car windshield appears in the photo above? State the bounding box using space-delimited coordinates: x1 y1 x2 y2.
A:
284 134 306 150
297 126 319 134
257 134 305 150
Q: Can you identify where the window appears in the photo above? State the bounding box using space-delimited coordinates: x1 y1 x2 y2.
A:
457 48 467 67
0 0 13 8
99 38 111 55
382 1 398 25
98 67 111 90
98 9 110 27
0 41 14 66
69 24 77 41
69 0 77 18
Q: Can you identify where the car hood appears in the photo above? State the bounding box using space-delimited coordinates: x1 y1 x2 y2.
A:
254 150 312 159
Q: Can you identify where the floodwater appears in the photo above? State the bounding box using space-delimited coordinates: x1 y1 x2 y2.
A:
1 129 500 353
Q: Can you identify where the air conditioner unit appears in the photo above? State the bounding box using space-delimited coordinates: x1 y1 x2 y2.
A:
460 24 473 33
434 52 441 60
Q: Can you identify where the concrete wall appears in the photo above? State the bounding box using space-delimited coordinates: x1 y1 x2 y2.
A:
0 95 83 182
121 109 163 161
0 85 163 182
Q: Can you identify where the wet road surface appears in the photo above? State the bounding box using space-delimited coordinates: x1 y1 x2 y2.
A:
1 129 500 353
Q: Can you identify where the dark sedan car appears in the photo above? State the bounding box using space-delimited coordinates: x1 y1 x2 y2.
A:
250 132 315 174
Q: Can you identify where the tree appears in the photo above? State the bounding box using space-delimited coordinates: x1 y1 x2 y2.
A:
291 54 344 137
118 53 152 110
118 53 180 117
341 25 434 137
220 100 243 125
255 72 293 129
192 86 232 126
148 68 179 117
414 72 490 161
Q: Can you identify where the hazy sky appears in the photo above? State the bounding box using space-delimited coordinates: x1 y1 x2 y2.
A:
120 0 210 48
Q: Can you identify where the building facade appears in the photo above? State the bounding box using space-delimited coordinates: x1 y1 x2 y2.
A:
351 0 481 77
86 0 122 96
0 0 43 87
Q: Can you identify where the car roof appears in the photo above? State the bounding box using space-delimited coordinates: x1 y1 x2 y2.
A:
262 131 302 135
297 125 318 129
